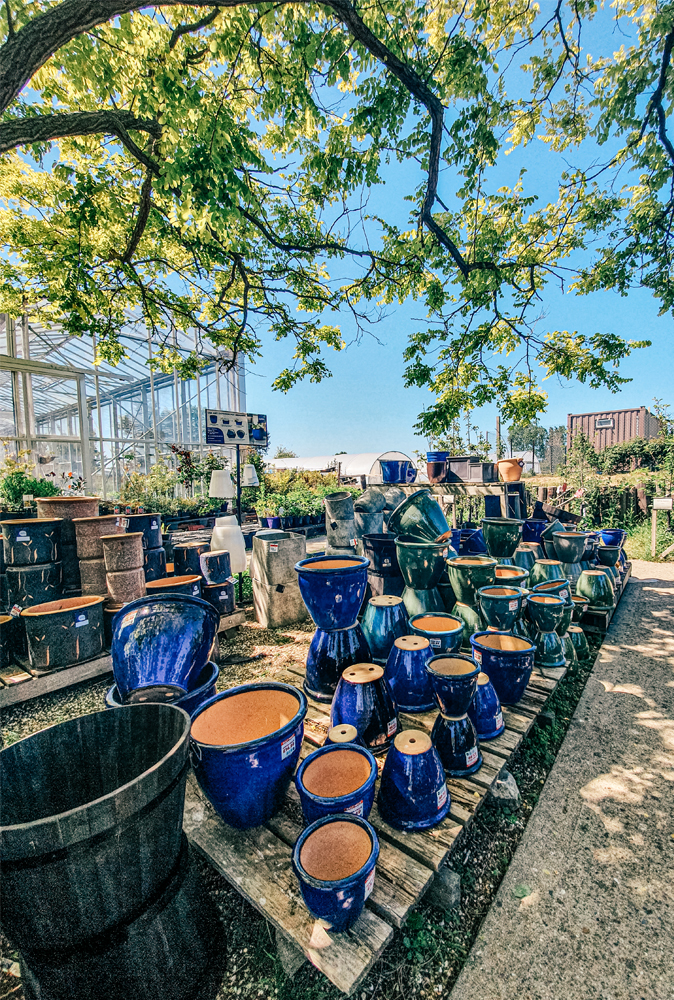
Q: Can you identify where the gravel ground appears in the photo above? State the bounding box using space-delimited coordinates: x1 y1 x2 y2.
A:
0 606 602 1000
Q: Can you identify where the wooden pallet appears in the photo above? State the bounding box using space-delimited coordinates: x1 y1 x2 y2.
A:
184 655 566 995
578 562 631 634
0 653 112 708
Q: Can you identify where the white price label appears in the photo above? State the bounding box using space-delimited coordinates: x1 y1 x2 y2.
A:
466 746 479 767
473 649 482 664
508 600 518 611
345 800 364 816
560 589 568 600
75 614 89 628
382 558 391 567
494 711 503 730
269 544 279 553
387 718 397 737
364 869 375 899
281 734 296 760
430 638 442 648
436 785 448 809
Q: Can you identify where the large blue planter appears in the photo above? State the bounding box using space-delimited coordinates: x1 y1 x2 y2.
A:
305 622 371 702
295 743 377 823
599 528 627 548
469 631 535 705
295 555 369 630
105 660 219 716
409 612 463 653
467 672 504 739
384 635 435 712
330 663 398 750
190 682 307 829
360 596 409 662
111 594 219 703
431 713 482 777
522 519 547 543
380 460 411 484
292 814 379 932
426 652 480 716
378 730 450 830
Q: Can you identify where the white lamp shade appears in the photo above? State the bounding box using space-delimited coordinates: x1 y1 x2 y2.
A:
209 469 234 499
242 463 259 487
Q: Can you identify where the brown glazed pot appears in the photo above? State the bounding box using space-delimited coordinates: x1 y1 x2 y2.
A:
79 557 108 597
73 515 127 560
102 533 144 572
106 567 146 603
35 497 99 545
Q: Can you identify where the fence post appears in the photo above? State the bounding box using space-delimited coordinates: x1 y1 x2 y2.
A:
652 507 657 559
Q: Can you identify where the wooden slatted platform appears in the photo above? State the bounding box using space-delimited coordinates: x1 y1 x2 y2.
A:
0 653 112 708
184 653 567 995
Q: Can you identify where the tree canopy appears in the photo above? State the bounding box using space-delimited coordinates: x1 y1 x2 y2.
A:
1 0 673 429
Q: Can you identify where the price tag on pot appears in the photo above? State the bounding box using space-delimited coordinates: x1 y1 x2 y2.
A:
350 538 357 547
465 746 479 767
9 604 21 618
430 638 442 648
16 529 31 543
560 589 568 600
473 649 482 664
364 868 376 899
508 600 518 611
345 800 364 817
494 711 503 730
387 718 397 737
281 734 296 760
75 614 89 628
382 558 391 567
227 576 237 584
269 544 279 553
436 785 448 810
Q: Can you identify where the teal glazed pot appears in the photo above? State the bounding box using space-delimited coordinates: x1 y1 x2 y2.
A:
568 625 591 664
527 559 564 589
431 713 482 777
571 595 589 621
532 578 572 634
445 556 497 606
378 730 450 830
512 616 533 642
395 536 449 590
562 632 578 669
575 569 614 611
597 545 621 568
526 592 566 633
467 671 505 740
481 518 524 560
513 545 537 572
494 565 529 589
469 631 535 705
532 628 566 669
360 595 409 663
402 586 445 617
477 585 524 631
387 491 450 543
451 601 485 650
552 531 590 564
409 612 463 654
384 635 435 712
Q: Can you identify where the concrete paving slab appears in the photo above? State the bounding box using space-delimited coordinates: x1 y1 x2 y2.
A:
450 570 674 1000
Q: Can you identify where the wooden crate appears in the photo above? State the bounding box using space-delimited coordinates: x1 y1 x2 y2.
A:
185 654 566 994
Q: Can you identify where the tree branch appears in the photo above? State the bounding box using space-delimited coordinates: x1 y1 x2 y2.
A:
122 141 158 262
0 110 161 171
644 27 674 168
169 6 219 49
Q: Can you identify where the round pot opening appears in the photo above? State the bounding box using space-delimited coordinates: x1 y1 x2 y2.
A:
146 574 201 589
475 634 531 651
303 558 362 570
412 615 461 632
299 820 372 881
394 729 431 755
495 567 525 577
191 688 301 746
451 557 491 565
480 587 519 598
21 595 104 616
529 594 562 604
302 749 371 797
342 663 383 684
429 656 477 675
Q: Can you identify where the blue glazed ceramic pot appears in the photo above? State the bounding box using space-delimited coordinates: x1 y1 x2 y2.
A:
104 660 219 714
384 635 435 712
330 663 398 750
469 631 535 705
361 595 409 662
143 546 166 582
295 555 369 630
599 528 627 548
111 594 219 703
378 730 450 830
522 519 547 543
295 743 377 823
477 585 524 631
431 713 482 777
387 491 450 543
305 622 372 703
190 682 307 829
325 723 366 747
199 549 232 585
409 612 463 654
426 652 480 716
292 814 379 932
463 528 488 555
526 593 565 633
380 460 410 484
124 512 162 550
468 671 504 740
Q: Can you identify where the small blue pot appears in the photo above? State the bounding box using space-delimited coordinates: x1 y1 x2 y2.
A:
426 652 480 716
378 731 450 830
477 585 524 631
360 596 409 662
409 612 463 654
453 528 488 555
305 622 371 702
599 528 627 548
325 723 366 748
469 631 535 705
426 451 448 462
295 743 377 823
384 635 435 712
292 815 379 932
431 713 482 777
190 682 307 829
380 460 410 484
111 594 219 703
143 546 166 582
199 549 232 585
467 672 504 739
522 519 547 543
295 555 369 630
330 664 398 750
105 660 219 715
124 512 162 550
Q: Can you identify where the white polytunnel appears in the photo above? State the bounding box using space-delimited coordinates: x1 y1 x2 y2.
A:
266 451 428 484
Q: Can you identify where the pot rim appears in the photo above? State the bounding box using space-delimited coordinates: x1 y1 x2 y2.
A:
190 680 307 752
470 630 536 654
426 651 480 680
295 743 377 806
1 517 63 525
110 592 219 635
527 593 565 606
21 595 105 616
477 585 524 599
481 518 524 528
35 496 100 502
394 536 448 551
295 554 369 574
292 813 379 889
72 514 125 524
101 532 144 542
446 555 498 567
106 660 220 709
146 574 201 588
410 612 462 635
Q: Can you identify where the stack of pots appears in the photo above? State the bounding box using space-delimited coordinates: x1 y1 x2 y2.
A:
73 514 126 597
353 489 385 540
21 596 105 671
551 529 593 592
295 554 371 702
481 517 524 567
387 491 456 616
199 548 236 617
2 517 63 612
126 513 166 583
324 491 357 555
250 530 308 628
445 555 497 649
361 532 404 599
102 533 146 604
35 496 99 593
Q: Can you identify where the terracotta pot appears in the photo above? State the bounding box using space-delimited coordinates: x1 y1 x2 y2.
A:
106 567 146 604
35 497 99 545
73 515 126 560
102 533 144 572
79 557 107 596
496 458 524 483
21 596 105 669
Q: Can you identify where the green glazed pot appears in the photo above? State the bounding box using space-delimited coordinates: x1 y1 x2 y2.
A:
552 531 590 565
451 601 485 651
562 632 578 669
526 593 565 633
596 545 621 567
445 556 497 606
531 579 572 637
564 561 584 592
540 518 565 543
532 629 566 669
481 518 524 560
571 595 589 621
437 578 457 614
512 616 533 642
477 585 524 631
599 563 620 589
527 559 564 589
402 585 445 617
387 491 450 542
568 625 591 664
494 565 529 588
513 546 536 572
575 569 614 610
395 535 449 590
